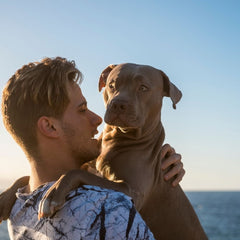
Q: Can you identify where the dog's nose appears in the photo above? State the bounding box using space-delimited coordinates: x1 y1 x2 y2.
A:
111 100 128 113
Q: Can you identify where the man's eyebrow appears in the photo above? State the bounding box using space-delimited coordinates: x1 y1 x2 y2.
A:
78 101 87 108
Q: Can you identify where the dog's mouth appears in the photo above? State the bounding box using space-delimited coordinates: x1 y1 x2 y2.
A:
104 98 145 130
104 114 142 138
104 112 141 129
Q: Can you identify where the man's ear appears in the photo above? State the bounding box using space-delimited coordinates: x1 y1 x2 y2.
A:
37 116 59 138
160 70 182 109
98 64 117 92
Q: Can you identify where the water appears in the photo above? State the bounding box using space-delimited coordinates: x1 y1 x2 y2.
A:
0 191 239 239
0 221 9 240
186 191 240 240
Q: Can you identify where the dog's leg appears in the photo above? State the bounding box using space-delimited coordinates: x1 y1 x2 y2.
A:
38 169 141 218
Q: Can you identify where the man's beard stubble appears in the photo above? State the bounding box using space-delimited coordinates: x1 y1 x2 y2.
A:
61 122 101 167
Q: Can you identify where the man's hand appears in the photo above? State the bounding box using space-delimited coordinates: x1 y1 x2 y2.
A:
0 176 29 223
0 188 16 223
160 144 185 187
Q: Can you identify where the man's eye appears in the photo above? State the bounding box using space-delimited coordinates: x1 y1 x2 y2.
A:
139 85 148 92
79 107 87 112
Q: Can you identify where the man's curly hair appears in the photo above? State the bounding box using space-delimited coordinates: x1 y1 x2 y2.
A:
1 57 82 159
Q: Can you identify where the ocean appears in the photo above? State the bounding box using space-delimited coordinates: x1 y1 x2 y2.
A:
186 191 240 240
0 191 239 239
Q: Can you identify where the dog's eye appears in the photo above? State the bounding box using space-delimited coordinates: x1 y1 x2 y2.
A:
139 85 148 92
109 82 115 90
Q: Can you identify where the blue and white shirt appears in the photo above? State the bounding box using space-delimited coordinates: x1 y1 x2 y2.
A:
8 183 155 239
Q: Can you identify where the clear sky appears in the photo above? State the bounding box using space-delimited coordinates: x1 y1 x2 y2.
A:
0 0 239 190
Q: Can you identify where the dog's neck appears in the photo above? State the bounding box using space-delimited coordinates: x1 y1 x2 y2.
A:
97 120 165 181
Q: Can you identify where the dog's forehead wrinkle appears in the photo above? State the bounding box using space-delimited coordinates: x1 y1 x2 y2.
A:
106 63 164 97
110 63 138 80
136 66 163 86
132 74 147 83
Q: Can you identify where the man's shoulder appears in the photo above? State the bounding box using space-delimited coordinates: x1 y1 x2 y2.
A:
65 185 133 213
12 184 132 233
67 185 131 201
53 185 135 236
62 185 155 239
15 182 131 211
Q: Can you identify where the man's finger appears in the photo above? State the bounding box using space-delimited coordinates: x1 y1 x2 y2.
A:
162 153 181 170
160 144 175 160
172 169 185 187
164 162 183 180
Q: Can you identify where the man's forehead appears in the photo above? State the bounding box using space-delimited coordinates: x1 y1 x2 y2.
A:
67 82 86 104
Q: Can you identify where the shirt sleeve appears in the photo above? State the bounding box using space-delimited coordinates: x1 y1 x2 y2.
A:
82 189 156 240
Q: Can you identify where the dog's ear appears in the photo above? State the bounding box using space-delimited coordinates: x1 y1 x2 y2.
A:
160 70 182 109
98 64 117 92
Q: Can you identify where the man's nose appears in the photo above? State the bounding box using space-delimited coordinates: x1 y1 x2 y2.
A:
91 111 103 126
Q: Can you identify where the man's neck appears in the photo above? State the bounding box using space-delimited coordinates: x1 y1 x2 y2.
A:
26 159 80 193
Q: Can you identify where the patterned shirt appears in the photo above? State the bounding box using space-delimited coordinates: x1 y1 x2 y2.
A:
8 183 155 239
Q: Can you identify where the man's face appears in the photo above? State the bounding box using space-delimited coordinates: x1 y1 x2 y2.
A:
59 82 102 166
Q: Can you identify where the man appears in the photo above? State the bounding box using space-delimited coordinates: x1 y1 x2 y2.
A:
0 57 184 239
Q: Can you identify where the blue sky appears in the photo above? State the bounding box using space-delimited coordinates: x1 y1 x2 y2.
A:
0 0 239 190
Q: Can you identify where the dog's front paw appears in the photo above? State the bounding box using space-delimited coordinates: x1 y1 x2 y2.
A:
38 177 68 219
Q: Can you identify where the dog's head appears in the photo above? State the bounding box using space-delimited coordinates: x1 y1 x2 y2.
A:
99 63 182 133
